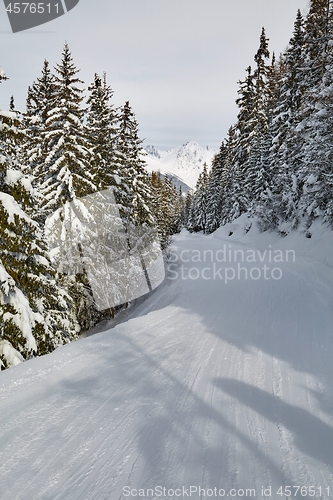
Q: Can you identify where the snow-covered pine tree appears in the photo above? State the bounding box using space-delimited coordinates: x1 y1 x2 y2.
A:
266 10 306 231
219 125 240 225
164 176 184 235
184 189 193 227
294 1 333 227
0 71 78 369
23 60 56 184
219 28 273 230
322 13 333 229
187 164 209 232
85 72 118 191
243 28 272 214
38 44 106 329
150 172 182 247
40 43 95 215
150 171 168 245
115 101 154 227
177 186 186 230
196 2 333 235
253 53 288 231
254 27 271 114
224 28 272 223
282 9 306 122
302 0 331 96
297 1 333 226
234 65 255 175
205 141 228 233
1 96 22 169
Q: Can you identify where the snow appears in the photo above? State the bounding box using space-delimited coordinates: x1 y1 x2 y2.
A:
305 174 317 185
5 169 23 186
114 173 122 185
0 262 39 355
0 340 24 369
0 192 36 226
0 110 17 120
143 141 217 189
1 219 333 498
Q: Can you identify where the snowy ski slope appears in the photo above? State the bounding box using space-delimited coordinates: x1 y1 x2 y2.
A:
1 217 333 499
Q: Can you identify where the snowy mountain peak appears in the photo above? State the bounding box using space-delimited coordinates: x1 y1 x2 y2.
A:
177 140 213 156
144 144 160 159
143 141 217 189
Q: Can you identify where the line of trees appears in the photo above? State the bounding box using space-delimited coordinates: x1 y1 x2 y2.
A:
188 0 333 236
0 44 184 369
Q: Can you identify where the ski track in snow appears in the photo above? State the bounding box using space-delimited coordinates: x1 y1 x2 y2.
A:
1 225 333 499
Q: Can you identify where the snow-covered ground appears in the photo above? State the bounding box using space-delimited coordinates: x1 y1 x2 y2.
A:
1 217 333 500
144 141 217 189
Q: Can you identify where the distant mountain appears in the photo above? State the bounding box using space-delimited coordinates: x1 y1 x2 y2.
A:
159 172 192 194
144 145 161 159
143 141 217 190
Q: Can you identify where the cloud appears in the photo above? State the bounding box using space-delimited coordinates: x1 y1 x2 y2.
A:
0 0 310 149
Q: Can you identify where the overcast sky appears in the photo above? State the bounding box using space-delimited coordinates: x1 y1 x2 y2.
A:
1 0 310 150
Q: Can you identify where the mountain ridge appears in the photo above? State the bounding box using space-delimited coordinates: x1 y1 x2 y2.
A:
143 140 217 189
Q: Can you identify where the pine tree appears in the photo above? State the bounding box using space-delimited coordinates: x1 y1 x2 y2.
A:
191 3 333 235
115 101 154 226
184 189 193 227
35 45 109 330
205 142 228 233
150 171 168 246
297 1 333 225
253 27 271 121
268 11 305 163
85 72 118 190
187 164 209 232
303 0 331 93
243 27 272 213
40 43 95 215
164 177 184 235
177 186 186 230
234 65 255 169
266 11 306 231
219 126 240 225
223 29 271 224
23 60 56 184
150 172 182 247
285 9 306 118
0 73 78 369
1 97 22 169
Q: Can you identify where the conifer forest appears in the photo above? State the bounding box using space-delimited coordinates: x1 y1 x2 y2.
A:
1 0 333 369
